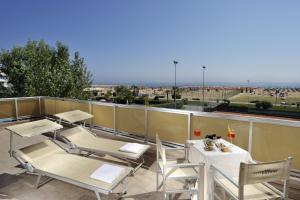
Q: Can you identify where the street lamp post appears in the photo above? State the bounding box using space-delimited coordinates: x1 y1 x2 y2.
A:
173 61 178 109
202 66 206 107
247 80 250 103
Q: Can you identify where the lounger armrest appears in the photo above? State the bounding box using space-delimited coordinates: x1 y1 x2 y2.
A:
166 162 204 168
165 147 185 151
211 164 239 188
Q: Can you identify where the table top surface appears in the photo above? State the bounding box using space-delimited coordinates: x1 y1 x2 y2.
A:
54 110 93 123
6 119 63 137
188 138 249 156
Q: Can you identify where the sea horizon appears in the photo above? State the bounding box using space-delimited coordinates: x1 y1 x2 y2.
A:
93 81 300 88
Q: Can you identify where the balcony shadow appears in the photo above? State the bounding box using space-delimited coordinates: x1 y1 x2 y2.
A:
0 173 21 189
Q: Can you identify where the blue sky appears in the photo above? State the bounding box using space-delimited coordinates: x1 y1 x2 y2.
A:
0 0 300 85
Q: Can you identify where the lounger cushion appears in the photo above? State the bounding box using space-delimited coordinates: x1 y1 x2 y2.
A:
16 140 132 193
60 126 150 160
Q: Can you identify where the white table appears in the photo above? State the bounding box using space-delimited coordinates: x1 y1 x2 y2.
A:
188 139 253 200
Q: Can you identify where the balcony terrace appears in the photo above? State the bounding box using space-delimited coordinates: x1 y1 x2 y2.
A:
0 96 300 199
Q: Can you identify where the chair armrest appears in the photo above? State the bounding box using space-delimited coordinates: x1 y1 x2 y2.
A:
166 162 204 168
211 164 239 188
262 182 284 197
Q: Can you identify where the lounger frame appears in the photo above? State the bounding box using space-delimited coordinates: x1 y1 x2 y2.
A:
58 127 148 173
53 110 150 173
12 140 128 200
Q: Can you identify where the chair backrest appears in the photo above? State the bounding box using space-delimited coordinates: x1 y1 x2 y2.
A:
239 157 293 186
156 134 166 166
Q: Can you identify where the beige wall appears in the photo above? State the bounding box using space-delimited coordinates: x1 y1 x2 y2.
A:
116 107 145 136
92 104 114 129
43 98 89 115
18 99 39 117
191 116 249 150
147 111 188 144
55 100 73 113
252 122 300 170
0 101 15 119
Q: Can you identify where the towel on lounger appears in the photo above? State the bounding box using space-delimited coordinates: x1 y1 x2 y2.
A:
119 143 145 154
90 164 125 183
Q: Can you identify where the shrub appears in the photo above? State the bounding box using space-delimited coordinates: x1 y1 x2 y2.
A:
223 99 230 105
134 96 145 104
255 101 273 110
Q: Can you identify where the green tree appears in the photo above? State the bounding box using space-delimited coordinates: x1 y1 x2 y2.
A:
0 47 26 97
115 85 133 104
131 85 139 97
255 101 273 110
69 52 92 99
0 40 92 99
104 90 112 100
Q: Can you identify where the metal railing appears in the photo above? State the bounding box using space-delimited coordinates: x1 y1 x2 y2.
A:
1 96 300 171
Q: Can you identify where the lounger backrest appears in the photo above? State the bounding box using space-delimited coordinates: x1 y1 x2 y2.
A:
15 140 65 164
239 157 293 185
60 126 94 143
156 134 166 166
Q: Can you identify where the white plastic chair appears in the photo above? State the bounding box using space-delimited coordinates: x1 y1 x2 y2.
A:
212 157 293 200
156 134 204 200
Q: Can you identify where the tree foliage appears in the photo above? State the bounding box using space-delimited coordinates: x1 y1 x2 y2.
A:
114 85 134 104
0 40 92 99
255 101 273 110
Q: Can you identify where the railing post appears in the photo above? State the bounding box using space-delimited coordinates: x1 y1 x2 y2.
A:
9 131 13 157
248 121 253 154
14 98 18 121
54 97 57 114
89 101 93 130
38 97 42 116
113 105 117 135
144 108 148 143
188 113 192 140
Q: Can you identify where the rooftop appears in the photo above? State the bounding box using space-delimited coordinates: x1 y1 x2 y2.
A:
1 96 300 200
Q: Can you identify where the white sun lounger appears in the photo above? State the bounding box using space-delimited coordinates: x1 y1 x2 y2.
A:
54 110 93 125
6 119 132 200
6 119 63 156
54 110 150 172
14 140 132 200
59 126 150 172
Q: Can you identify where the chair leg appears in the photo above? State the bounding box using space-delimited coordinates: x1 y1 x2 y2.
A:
168 193 171 200
156 167 159 191
197 179 201 200
95 191 101 200
163 178 167 200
